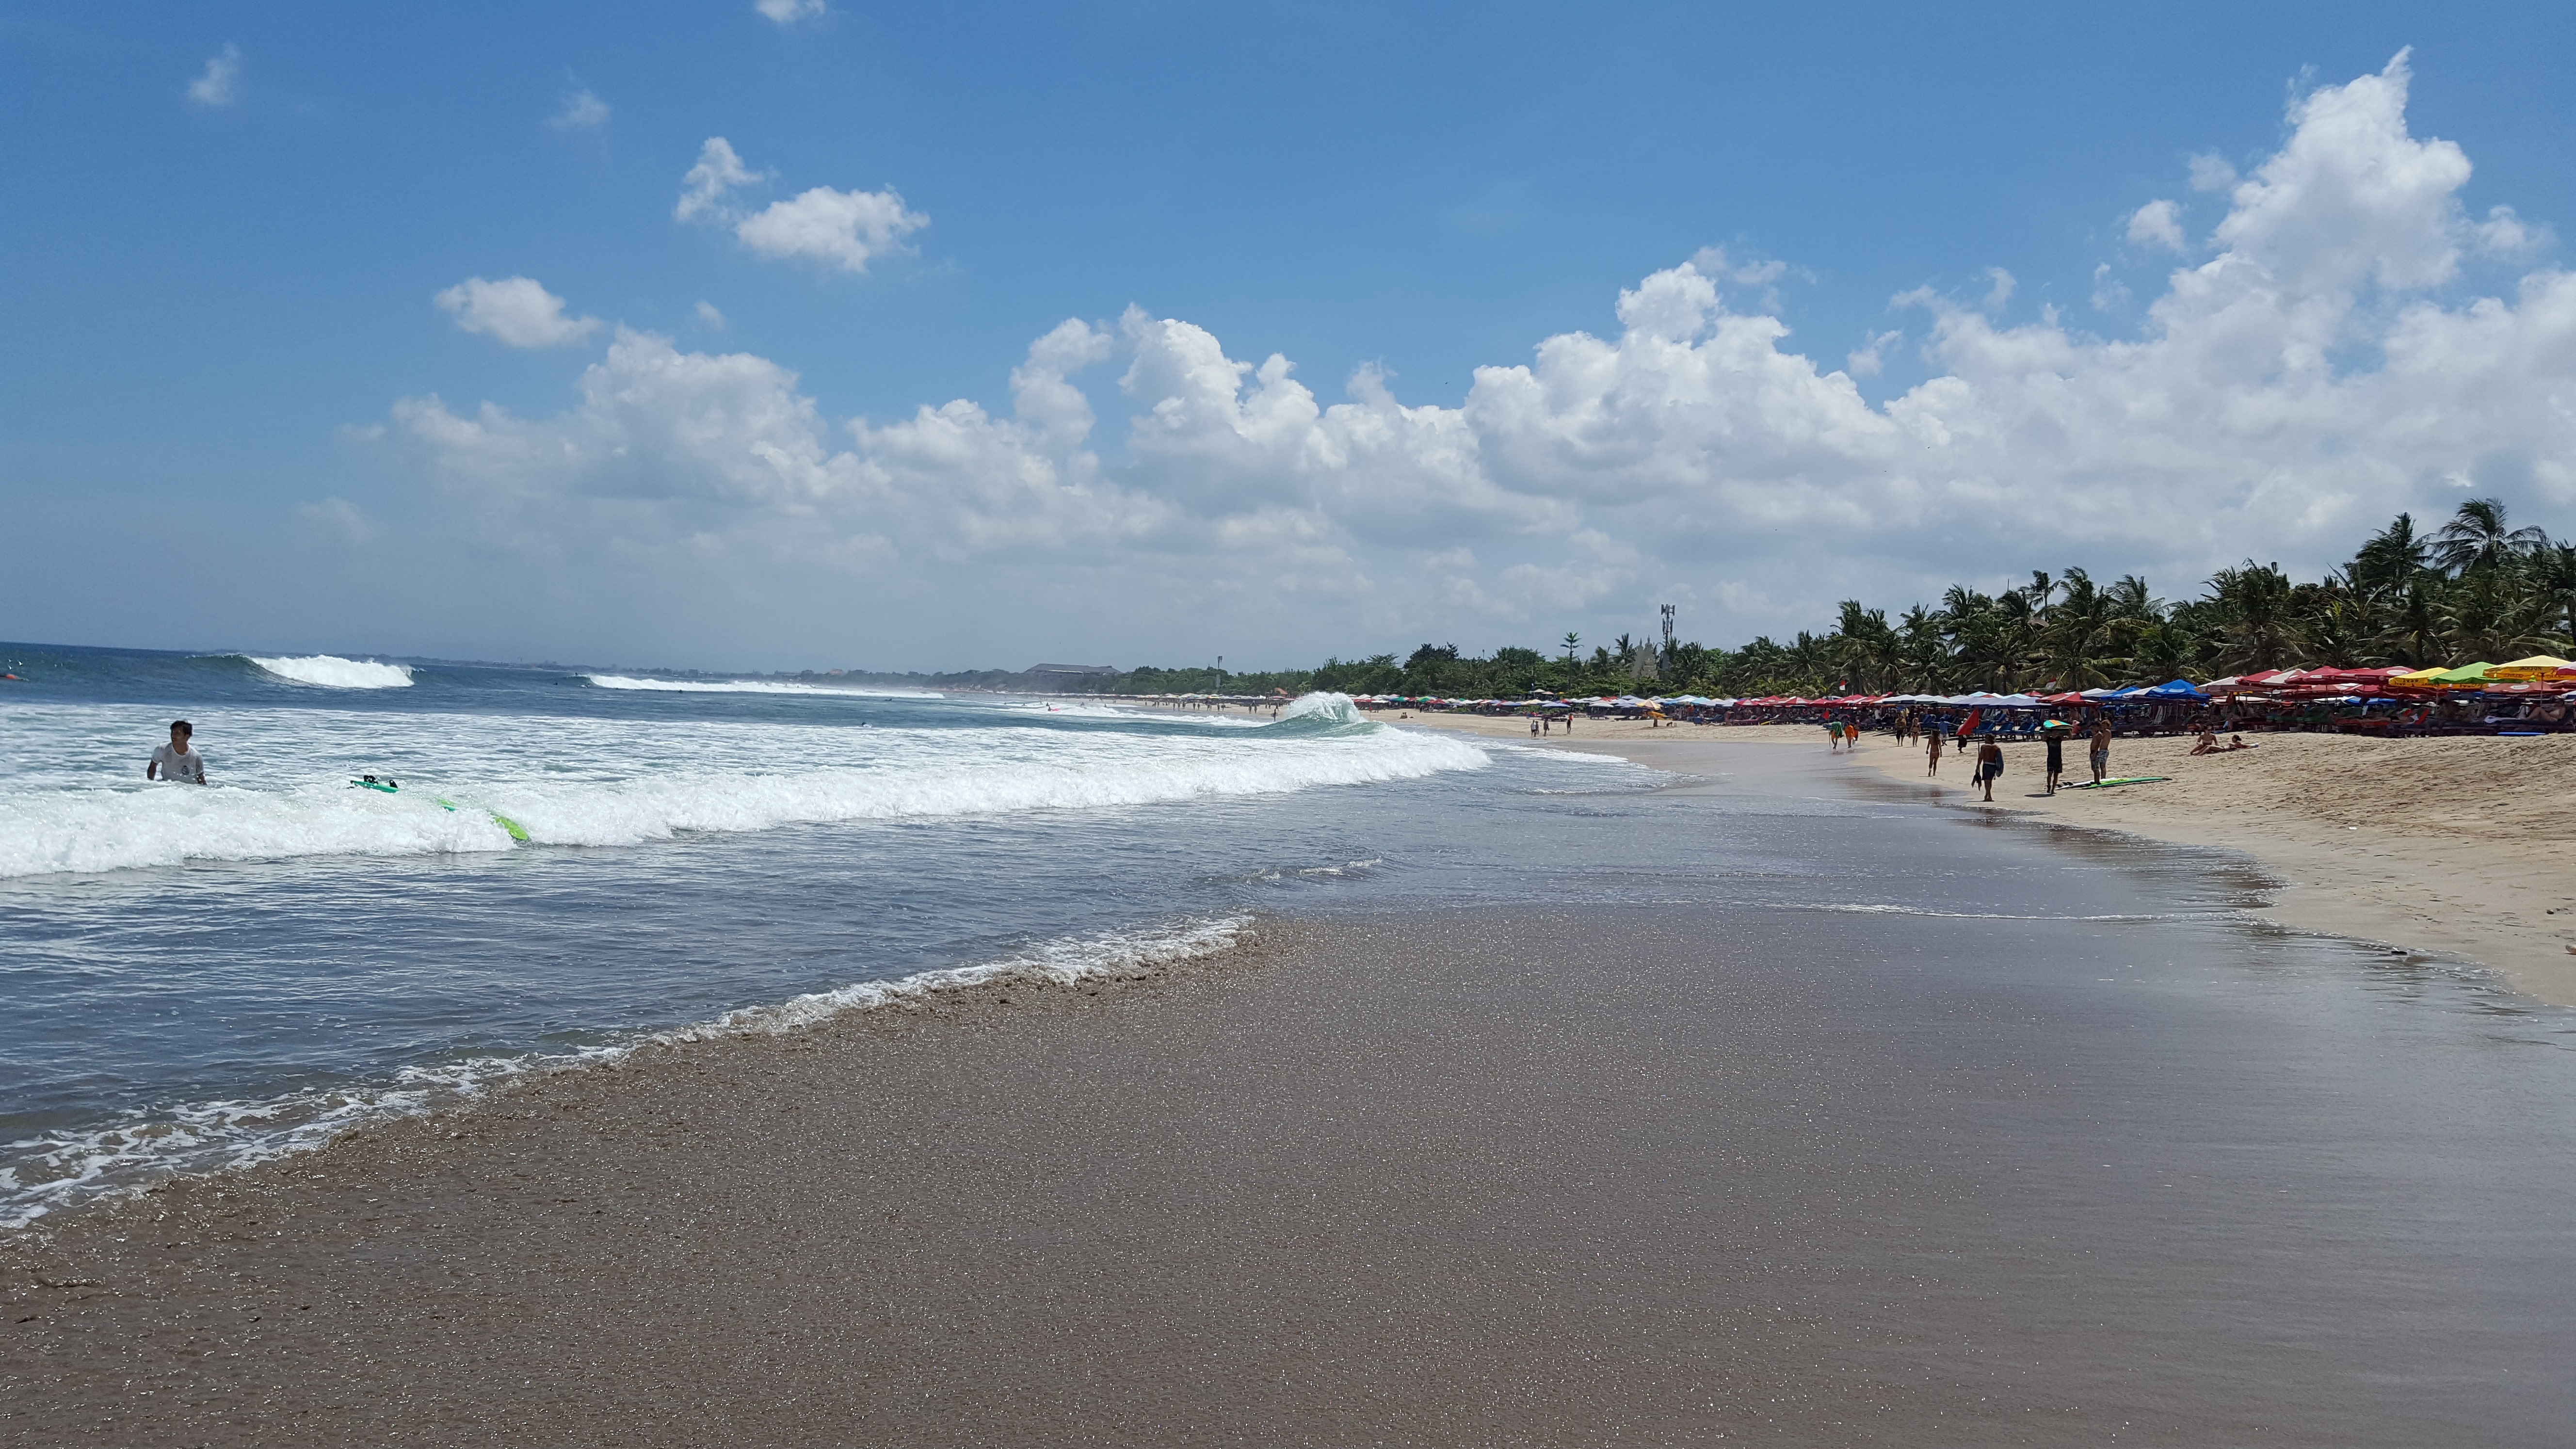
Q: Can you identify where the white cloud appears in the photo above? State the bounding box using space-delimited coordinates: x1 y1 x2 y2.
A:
2474 204 2547 256
187 45 240 107
676 138 763 222
1981 267 2016 311
1846 329 1902 376
736 186 928 273
2089 262 2131 312
386 52 2576 661
694 300 728 329
434 276 602 348
2187 152 2238 193
676 140 928 274
299 497 383 546
2126 198 2187 251
756 0 825 22
549 88 610 131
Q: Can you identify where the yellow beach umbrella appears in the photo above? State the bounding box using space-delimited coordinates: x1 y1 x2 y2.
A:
2387 666 2447 688
2486 655 2574 681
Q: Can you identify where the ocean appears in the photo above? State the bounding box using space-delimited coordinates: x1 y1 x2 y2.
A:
13 640 2576 1440
2 643 1613 1225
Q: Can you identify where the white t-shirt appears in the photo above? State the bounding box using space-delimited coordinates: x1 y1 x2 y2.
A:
151 742 206 783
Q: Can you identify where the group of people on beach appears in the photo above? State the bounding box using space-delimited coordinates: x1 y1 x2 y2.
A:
1899 715 2112 800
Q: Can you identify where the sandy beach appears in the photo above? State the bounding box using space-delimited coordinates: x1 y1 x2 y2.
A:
1406 711 2576 1007
12 893 2576 1447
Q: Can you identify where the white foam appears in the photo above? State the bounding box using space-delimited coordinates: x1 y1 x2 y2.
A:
587 674 940 699
246 654 414 689
0 915 1250 1230
657 915 1251 1041
0 700 1489 877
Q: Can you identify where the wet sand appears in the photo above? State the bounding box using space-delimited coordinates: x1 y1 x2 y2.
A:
1409 712 2576 1006
10 888 2576 1446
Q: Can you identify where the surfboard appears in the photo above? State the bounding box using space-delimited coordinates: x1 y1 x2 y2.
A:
355 777 528 840
2066 775 2169 789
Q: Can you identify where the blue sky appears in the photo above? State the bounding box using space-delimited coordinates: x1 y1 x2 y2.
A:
4 2 2572 669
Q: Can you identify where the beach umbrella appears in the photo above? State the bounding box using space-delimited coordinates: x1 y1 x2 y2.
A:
2486 655 2573 681
2386 666 2446 689
2431 662 2497 686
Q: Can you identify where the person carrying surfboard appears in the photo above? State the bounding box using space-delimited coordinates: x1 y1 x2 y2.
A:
146 720 207 785
1974 738 2005 802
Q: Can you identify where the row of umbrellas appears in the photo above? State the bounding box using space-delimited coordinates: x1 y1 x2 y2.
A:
1357 656 2575 713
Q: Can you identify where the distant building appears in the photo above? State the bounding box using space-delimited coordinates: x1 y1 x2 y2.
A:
1028 663 1119 676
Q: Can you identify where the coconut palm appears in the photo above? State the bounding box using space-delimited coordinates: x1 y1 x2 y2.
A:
2431 498 2548 577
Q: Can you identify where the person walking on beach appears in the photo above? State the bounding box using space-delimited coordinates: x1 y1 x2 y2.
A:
1975 737 2004 802
147 720 207 784
1925 727 1943 776
2043 726 2065 795
2088 719 2112 785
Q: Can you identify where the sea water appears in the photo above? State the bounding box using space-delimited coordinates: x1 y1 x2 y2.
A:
6 640 2573 1256
1 642 1616 1224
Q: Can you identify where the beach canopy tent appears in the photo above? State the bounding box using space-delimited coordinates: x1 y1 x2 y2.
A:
2135 678 2210 700
2297 666 2407 687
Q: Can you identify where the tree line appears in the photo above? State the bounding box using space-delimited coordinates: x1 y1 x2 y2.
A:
856 498 2574 702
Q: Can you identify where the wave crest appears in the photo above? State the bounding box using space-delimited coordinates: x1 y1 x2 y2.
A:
245 655 414 689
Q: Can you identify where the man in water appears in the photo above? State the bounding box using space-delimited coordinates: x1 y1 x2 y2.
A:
147 720 207 784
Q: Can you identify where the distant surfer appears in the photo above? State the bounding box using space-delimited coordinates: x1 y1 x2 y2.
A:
147 720 207 785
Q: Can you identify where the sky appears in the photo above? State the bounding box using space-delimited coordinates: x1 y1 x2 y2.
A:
4 2 2573 671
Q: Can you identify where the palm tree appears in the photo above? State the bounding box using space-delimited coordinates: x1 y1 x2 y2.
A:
2430 498 2547 577
2440 566 2554 661
2351 512 2431 599
2206 562 2300 671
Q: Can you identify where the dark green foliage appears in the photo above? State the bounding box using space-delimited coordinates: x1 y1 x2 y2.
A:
844 498 2566 699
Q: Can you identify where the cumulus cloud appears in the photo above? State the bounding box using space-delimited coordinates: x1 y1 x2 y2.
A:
694 300 728 329
549 88 610 131
187 45 240 107
737 186 928 273
756 0 825 22
2126 198 2187 251
434 276 602 348
676 139 927 274
388 51 2576 659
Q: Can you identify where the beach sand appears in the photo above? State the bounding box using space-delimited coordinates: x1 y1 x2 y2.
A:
1408 712 2576 1007
12 900 2574 1447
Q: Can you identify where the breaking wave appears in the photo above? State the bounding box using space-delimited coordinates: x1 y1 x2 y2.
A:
245 654 415 689
0 700 1488 878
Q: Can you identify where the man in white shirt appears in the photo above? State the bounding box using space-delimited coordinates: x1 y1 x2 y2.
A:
147 720 207 784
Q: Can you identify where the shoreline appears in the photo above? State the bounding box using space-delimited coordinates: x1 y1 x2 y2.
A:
13 902 2574 1445
1401 711 2576 1007
10 727 2576 1443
